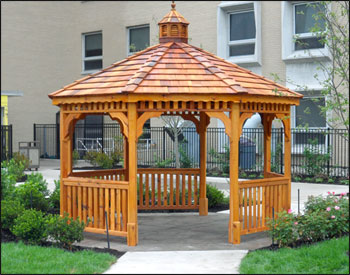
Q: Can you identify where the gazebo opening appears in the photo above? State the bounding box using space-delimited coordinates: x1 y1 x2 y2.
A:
49 2 302 246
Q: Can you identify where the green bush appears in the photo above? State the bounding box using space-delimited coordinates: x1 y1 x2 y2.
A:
12 152 30 170
15 173 50 211
268 192 349 247
72 149 80 166
209 145 230 174
11 209 48 245
179 143 192 168
83 151 114 169
49 180 60 211
1 199 25 231
206 185 225 208
46 212 86 249
1 164 16 200
1 158 26 182
267 210 299 247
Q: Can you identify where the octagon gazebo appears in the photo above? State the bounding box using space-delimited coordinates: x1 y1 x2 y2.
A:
49 2 302 246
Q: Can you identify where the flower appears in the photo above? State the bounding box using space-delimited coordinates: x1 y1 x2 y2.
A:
294 222 298 225
335 206 340 210
334 199 338 203
341 192 346 196
331 215 335 219
327 191 331 195
326 207 331 211
288 209 292 214
332 191 335 195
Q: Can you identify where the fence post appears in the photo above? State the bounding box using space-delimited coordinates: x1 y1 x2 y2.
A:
33 123 36 141
327 127 330 177
9 125 13 159
162 126 166 161
280 127 283 174
56 123 60 159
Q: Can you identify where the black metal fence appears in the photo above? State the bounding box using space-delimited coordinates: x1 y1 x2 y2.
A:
33 124 349 177
1 125 13 162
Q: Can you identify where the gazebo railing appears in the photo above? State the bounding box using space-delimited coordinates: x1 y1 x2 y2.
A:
71 169 126 181
137 168 200 210
238 175 289 235
62 176 129 237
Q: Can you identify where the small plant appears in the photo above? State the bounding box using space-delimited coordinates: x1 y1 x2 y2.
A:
302 138 331 177
11 209 48 245
15 173 50 211
1 157 27 182
83 151 113 169
179 143 192 168
315 177 324 183
154 153 174 168
327 178 335 184
340 179 349 185
305 177 314 182
46 212 86 250
0 163 16 200
293 176 302 182
209 145 230 174
267 210 299 247
49 180 60 212
72 149 80 166
206 185 225 208
1 199 25 231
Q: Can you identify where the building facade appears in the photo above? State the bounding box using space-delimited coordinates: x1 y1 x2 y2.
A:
1 1 339 151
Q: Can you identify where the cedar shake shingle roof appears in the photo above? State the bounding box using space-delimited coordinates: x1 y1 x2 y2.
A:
49 3 302 100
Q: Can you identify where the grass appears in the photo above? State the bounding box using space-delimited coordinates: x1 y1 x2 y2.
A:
239 236 349 274
1 241 117 274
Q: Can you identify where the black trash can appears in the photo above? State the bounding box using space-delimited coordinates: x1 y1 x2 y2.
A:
239 136 256 169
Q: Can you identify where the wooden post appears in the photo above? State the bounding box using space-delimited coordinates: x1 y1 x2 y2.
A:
263 114 273 177
59 111 74 216
124 136 129 181
229 103 240 244
199 112 208 216
127 103 138 246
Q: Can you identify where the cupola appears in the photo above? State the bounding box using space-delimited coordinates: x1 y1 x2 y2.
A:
158 1 189 43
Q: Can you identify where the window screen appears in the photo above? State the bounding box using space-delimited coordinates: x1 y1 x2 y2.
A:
230 11 256 41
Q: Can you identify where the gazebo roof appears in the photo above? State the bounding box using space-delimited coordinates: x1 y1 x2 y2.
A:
49 3 302 101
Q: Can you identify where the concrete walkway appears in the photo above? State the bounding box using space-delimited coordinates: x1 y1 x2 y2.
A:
29 159 349 274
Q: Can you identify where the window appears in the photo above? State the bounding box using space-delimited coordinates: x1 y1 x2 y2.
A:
282 1 330 61
217 1 261 65
229 10 256 57
293 2 326 51
127 25 150 55
82 32 102 73
294 91 326 145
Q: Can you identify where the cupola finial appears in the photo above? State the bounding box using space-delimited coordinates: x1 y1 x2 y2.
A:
158 1 190 43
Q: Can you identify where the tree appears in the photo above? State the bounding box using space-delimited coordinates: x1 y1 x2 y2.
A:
161 116 193 168
307 1 349 132
272 1 349 135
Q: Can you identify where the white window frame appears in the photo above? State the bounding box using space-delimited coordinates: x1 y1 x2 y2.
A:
127 24 150 56
217 1 261 66
82 31 103 74
281 1 330 62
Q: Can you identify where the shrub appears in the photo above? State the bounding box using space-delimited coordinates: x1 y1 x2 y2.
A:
46 212 86 250
1 164 16 200
72 149 80 166
1 158 26 182
15 173 50 211
209 145 230 174
206 185 225 208
11 209 48 245
179 143 192 168
268 193 349 247
1 199 25 231
12 152 30 170
267 210 299 247
84 151 113 169
49 180 60 211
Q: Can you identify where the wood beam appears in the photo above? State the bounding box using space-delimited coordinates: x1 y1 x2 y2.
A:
199 112 209 216
127 103 138 246
109 112 129 138
206 112 231 139
262 114 275 177
229 103 240 244
136 111 162 138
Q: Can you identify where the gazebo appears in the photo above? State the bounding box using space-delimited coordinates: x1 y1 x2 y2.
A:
49 2 302 246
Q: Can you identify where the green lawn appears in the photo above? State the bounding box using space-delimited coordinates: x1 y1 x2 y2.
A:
239 236 349 274
1 241 116 274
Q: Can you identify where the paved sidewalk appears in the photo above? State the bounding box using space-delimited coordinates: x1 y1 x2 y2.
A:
104 250 248 274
